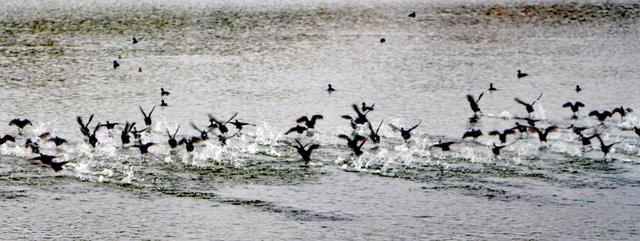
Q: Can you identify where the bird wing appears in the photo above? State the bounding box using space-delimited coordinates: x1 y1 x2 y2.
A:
173 125 181 137
408 121 422 131
466 95 476 105
296 116 309 123
531 92 543 104
148 106 156 116
312 115 324 121
139 106 146 117
527 126 541 134
514 98 528 106
352 104 365 117
544 126 558 135
190 122 202 132
488 130 499 136
225 112 238 124
307 144 321 152
476 92 484 103
337 134 350 141
575 102 585 108
562 102 572 108
341 115 353 120
208 114 222 125
388 123 401 132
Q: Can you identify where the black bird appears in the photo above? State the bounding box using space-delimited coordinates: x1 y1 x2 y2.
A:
77 114 94 137
490 143 512 156
489 129 516 144
577 133 597 146
179 137 203 152
338 134 366 150
0 135 15 145
30 154 69 172
217 133 238 146
566 124 588 135
113 60 120 69
230 120 252 131
285 125 307 135
512 122 528 133
514 92 543 116
488 83 497 92
380 38 386 43
343 104 369 125
575 85 582 93
612 106 633 120
292 139 320 165
9 118 32 134
191 123 209 140
462 129 483 139
362 102 375 112
139 106 156 126
596 135 618 158
408 12 416 18
562 101 585 119
466 92 484 115
368 120 384 144
589 110 612 123
208 113 237 134
132 37 138 44
121 122 136 146
99 121 119 130
517 70 528 78
166 126 180 148
161 88 170 96
390 121 421 141
528 125 558 143
160 100 168 107
327 84 335 93
297 115 323 129
25 139 39 154
431 141 458 152
86 122 101 148
47 136 67 146
132 141 155 155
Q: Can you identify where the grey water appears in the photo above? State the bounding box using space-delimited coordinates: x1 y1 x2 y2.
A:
1 0 640 239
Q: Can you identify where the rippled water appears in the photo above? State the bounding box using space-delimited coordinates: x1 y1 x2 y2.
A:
1 0 640 239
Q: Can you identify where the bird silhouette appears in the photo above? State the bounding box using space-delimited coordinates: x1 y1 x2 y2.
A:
528 125 558 143
9 118 32 134
488 83 497 92
179 137 203 152
77 114 94 137
46 136 67 146
230 120 253 131
132 37 138 44
514 92 543 116
389 121 421 140
466 92 484 115
611 106 633 120
166 125 180 148
338 134 367 155
408 12 416 18
562 101 585 119
25 139 40 154
489 129 516 144
208 113 237 134
113 60 120 69
361 102 375 112
161 88 170 96
0 135 15 145
297 115 323 129
575 85 582 93
120 122 136 146
190 123 209 140
30 154 69 172
292 139 320 165
139 106 156 126
368 120 384 144
327 84 335 93
431 140 458 151
132 140 155 155
285 125 307 135
462 129 483 139
588 110 612 124
517 70 528 78
596 135 618 158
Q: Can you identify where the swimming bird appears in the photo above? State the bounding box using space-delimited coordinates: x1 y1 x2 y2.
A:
132 140 155 155
466 92 484 115
9 118 32 134
113 60 120 69
327 84 335 93
132 37 138 44
160 100 168 107
77 114 94 137
514 92 543 116
562 101 585 119
297 115 323 129
285 125 307 135
208 113 237 134
408 12 416 18
190 123 209 140
488 83 497 92
517 70 528 78
166 126 180 148
368 120 384 144
462 129 483 139
30 154 69 172
99 121 119 130
138 67 142 73
612 106 633 120
528 125 558 142
380 38 386 43
361 102 375 112
179 137 203 152
292 139 320 165
596 135 618 158
389 121 421 141
0 135 15 145
24 139 39 153
575 85 582 93
139 106 156 126
489 129 516 144
230 120 252 131
161 88 170 96
431 140 458 152
588 110 612 124
46 136 67 146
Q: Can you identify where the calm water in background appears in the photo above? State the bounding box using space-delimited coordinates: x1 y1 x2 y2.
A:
1 0 639 239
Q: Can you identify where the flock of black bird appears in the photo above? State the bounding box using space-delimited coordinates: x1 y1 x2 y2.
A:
1 13 638 173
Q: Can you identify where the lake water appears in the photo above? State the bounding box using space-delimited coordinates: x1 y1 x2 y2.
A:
1 0 639 239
